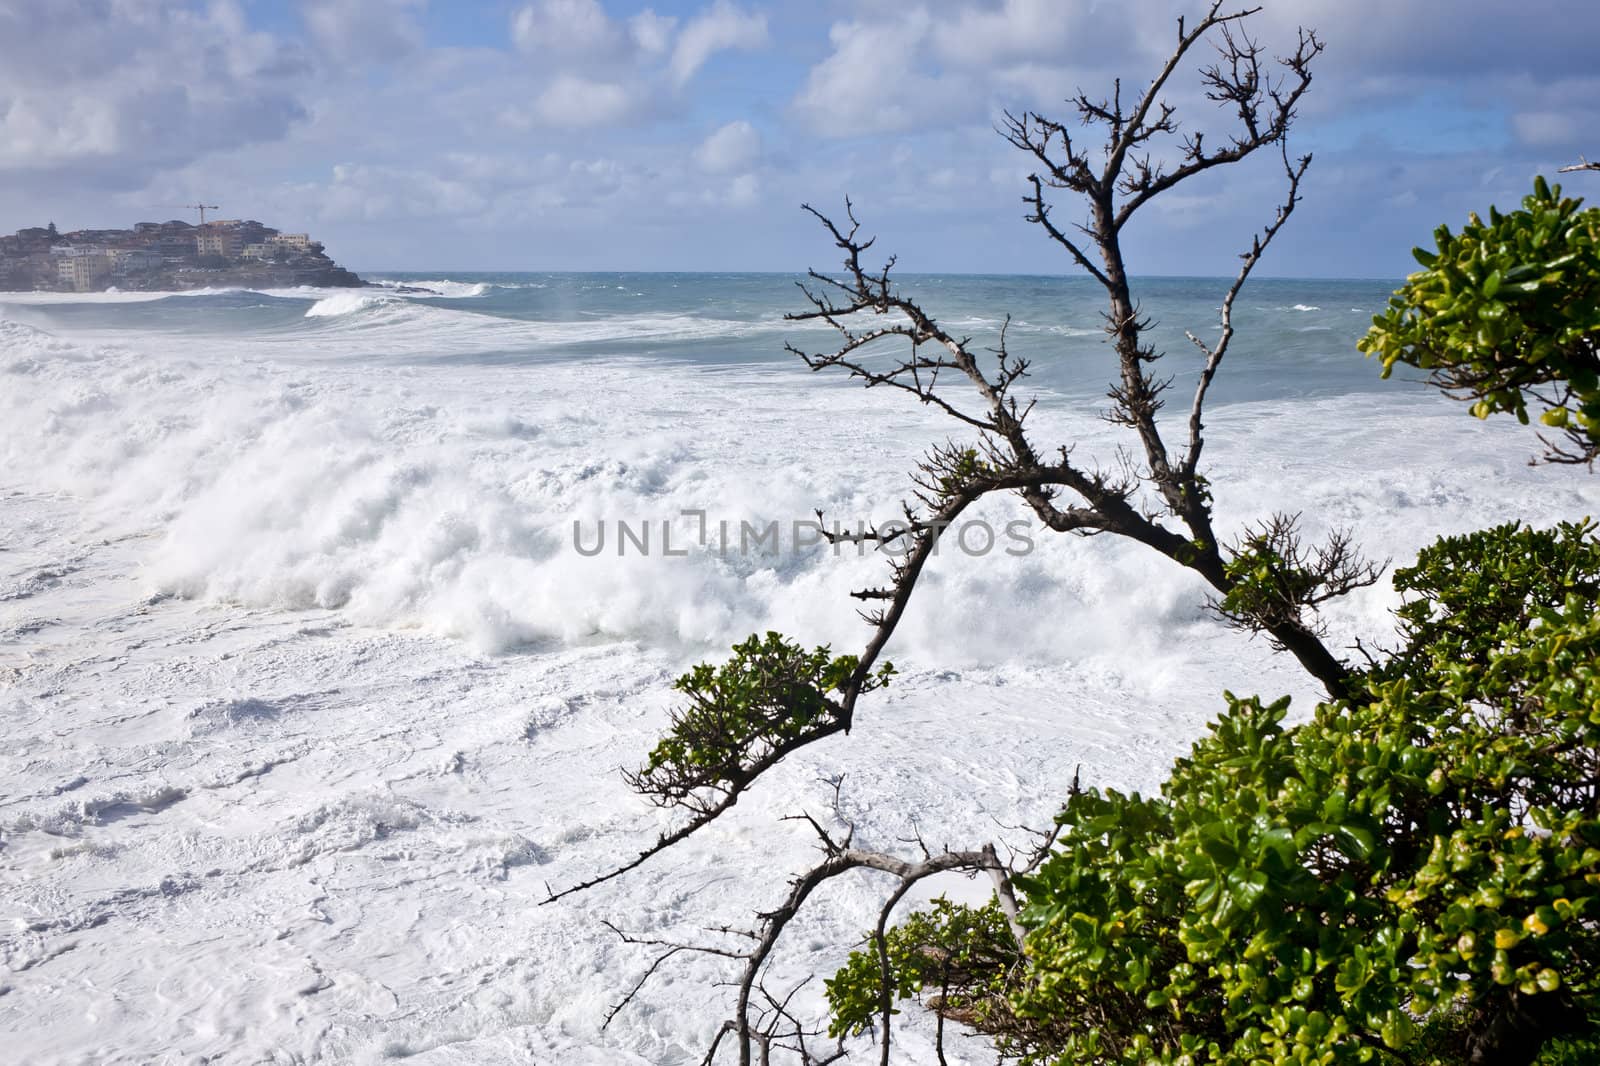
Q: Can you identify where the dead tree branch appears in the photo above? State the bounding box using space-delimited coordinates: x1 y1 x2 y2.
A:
551 8 1364 1062
599 807 1032 1066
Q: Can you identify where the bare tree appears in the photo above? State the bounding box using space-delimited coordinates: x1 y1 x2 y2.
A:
553 6 1369 1062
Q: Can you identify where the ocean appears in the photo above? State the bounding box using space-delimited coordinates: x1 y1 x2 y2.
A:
2 274 1595 1064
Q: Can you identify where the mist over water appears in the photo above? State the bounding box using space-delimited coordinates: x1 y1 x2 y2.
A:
3 274 1595 1064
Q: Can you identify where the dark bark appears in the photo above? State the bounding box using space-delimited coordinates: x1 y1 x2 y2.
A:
1465 992 1588 1066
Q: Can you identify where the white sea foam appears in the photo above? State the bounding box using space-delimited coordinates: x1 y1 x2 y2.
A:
304 290 385 317
372 278 494 298
1 284 371 305
3 305 1591 667
3 301 1597 1064
6 306 1591 676
293 300 770 358
0 288 178 304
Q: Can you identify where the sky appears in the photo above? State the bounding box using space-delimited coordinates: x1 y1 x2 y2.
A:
0 0 1596 277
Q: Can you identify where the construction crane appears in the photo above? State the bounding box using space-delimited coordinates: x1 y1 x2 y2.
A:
152 203 221 225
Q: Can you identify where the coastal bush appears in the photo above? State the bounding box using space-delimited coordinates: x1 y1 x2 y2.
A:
827 521 1600 1064
1358 176 1600 464
557 3 1600 1061
628 631 893 808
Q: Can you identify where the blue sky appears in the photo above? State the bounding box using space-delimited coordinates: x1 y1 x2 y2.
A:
1 0 1596 277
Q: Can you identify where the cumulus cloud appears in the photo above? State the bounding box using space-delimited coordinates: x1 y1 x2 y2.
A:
669 1 768 87
320 161 490 220
508 0 614 54
0 0 308 186
511 0 621 55
788 0 1150 139
528 75 637 127
6 0 1598 273
276 150 637 229
793 11 975 136
725 172 760 209
630 9 677 55
694 120 761 173
509 0 698 72
303 0 426 65
503 0 760 133
928 0 1093 67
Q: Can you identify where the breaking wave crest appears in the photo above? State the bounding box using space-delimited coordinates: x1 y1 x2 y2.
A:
304 291 405 318
4 309 1586 680
372 278 494 298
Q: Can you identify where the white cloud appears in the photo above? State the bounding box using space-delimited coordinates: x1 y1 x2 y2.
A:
669 1 768 87
531 75 636 127
508 0 763 115
630 9 677 55
0 0 308 183
303 0 425 65
511 0 620 55
8 0 1600 274
320 161 489 220
793 11 974 136
726 171 760 208
274 150 640 231
695 120 761 173
929 0 1082 67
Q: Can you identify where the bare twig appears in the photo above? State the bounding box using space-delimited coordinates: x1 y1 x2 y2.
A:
555 8 1350 1062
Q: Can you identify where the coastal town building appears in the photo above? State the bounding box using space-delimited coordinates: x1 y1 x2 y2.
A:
109 248 162 273
197 220 275 259
195 229 232 257
56 253 112 291
0 216 360 291
159 231 198 256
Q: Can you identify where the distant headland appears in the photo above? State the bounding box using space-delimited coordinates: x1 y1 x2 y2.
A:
0 216 364 292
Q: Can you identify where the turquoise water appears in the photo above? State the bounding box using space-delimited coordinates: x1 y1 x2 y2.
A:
6 273 1407 405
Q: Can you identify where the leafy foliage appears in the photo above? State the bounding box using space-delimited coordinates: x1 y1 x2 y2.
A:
1214 515 1380 650
831 522 1600 1063
1536 1036 1600 1065
630 631 893 806
1358 177 1600 462
826 897 1028 1043
1376 518 1600 681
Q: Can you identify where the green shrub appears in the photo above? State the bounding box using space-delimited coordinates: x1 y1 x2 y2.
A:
832 523 1600 1063
1358 177 1600 460
1536 1035 1600 1065
632 631 893 804
826 897 1025 1043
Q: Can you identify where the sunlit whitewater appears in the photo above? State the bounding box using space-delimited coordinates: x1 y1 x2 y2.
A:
2 275 1595 1064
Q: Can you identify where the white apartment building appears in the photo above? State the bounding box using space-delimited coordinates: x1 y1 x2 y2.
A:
57 254 111 291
